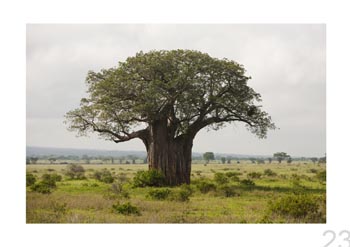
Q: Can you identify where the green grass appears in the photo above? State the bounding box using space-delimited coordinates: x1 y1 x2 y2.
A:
26 162 326 223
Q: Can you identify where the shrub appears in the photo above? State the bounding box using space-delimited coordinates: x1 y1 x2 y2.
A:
147 188 171 200
65 164 85 180
196 180 216 193
93 169 114 183
268 193 323 220
309 168 318 174
214 172 229 184
30 182 52 194
26 173 36 186
247 172 262 179
108 182 130 199
225 171 242 177
112 202 141 216
316 170 326 182
170 184 193 202
41 174 60 188
240 179 255 187
45 173 62 182
132 169 165 187
216 185 239 197
264 169 277 177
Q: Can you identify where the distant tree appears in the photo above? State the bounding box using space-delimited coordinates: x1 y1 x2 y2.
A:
237 160 240 164
203 152 215 164
227 157 231 164
268 157 272 164
111 157 114 164
310 157 318 164
30 157 39 164
221 157 226 164
48 157 56 164
26 157 30 164
132 159 136 164
119 157 125 164
318 154 326 164
249 158 256 164
257 159 265 164
65 164 85 180
287 157 292 164
273 152 289 163
82 154 90 164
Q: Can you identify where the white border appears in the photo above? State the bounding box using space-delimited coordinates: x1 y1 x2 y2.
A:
1 1 349 247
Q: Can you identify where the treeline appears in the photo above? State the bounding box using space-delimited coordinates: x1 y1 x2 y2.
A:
26 151 327 165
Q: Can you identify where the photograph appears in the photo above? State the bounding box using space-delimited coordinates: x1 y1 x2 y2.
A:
26 24 326 223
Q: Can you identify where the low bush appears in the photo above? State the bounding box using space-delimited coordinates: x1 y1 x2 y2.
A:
267 193 324 221
240 179 255 187
196 180 216 193
316 170 326 182
132 169 165 187
112 202 141 216
30 182 52 194
93 169 114 183
26 173 36 186
225 171 242 177
65 164 85 180
108 182 129 199
247 172 262 179
170 184 193 202
309 168 318 174
43 173 62 182
147 188 171 200
214 172 229 185
216 185 239 197
264 169 277 177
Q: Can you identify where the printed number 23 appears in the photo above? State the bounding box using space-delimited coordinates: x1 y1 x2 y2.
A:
323 230 350 247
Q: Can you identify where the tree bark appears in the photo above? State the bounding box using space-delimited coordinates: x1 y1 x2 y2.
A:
146 120 193 186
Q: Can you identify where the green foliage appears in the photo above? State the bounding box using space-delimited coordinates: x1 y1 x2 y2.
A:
316 170 326 182
264 169 277 177
196 180 217 193
170 185 193 202
147 188 171 200
112 202 141 216
216 185 239 197
30 173 61 194
225 171 241 181
65 164 85 180
93 169 114 183
65 49 275 151
268 193 324 221
203 152 215 163
247 172 262 179
214 172 229 184
240 179 255 187
132 169 165 187
273 152 290 163
26 173 36 186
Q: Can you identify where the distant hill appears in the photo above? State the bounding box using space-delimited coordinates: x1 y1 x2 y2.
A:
26 146 271 159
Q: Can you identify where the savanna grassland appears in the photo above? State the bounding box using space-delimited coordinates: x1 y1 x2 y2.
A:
26 162 326 223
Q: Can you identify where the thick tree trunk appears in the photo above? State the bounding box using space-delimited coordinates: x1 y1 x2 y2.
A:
146 120 193 186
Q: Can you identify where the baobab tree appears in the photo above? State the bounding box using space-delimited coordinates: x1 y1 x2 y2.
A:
65 50 275 185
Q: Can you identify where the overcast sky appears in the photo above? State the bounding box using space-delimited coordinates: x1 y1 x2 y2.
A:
26 24 326 157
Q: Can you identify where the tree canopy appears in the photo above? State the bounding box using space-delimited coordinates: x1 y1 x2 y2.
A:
65 50 275 145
